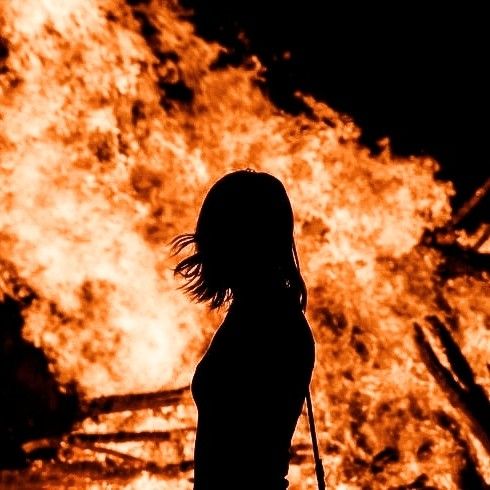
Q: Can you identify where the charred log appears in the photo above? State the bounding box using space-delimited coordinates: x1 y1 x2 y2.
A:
414 316 490 488
419 228 490 283
434 411 489 490
79 386 190 419
22 427 195 455
68 428 193 444
414 317 490 455
370 446 399 474
3 458 194 486
417 176 490 281
448 177 490 230
474 224 490 251
67 442 193 476
14 387 192 468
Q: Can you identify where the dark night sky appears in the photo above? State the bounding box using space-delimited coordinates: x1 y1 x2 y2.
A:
181 1 489 227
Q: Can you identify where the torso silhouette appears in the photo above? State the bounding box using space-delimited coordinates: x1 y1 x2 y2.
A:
191 287 315 489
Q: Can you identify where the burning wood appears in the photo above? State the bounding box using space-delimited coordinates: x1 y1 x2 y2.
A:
22 430 195 478
18 388 193 462
450 178 490 229
1 1 490 487
80 386 191 418
474 223 490 251
23 428 195 453
68 429 194 444
423 176 490 252
434 411 489 490
414 315 490 467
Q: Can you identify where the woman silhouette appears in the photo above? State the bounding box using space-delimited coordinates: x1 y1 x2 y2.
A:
171 170 315 489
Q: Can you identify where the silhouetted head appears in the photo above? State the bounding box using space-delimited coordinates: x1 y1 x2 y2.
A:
170 170 307 310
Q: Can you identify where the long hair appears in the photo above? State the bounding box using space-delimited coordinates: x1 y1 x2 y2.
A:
169 170 307 311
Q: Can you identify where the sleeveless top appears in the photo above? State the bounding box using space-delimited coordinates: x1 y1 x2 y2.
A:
191 291 315 489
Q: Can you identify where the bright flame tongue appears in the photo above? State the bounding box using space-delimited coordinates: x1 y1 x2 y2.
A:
0 0 212 396
0 0 488 488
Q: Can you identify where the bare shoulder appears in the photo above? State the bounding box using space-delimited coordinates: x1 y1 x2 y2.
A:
227 294 314 353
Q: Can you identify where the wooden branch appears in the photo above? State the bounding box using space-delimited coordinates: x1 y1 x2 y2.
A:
473 223 490 251
68 428 195 444
76 443 194 476
425 315 475 387
67 440 194 476
23 427 196 478
71 441 152 467
20 385 193 466
420 176 490 253
433 411 489 490
450 177 490 228
23 427 196 456
79 385 191 419
413 319 490 455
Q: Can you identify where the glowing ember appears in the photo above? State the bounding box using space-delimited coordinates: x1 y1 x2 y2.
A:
0 0 488 489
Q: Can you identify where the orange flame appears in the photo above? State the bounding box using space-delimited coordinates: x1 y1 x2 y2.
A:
0 1 488 488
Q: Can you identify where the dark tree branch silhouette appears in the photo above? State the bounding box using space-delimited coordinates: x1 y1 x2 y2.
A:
413 316 490 455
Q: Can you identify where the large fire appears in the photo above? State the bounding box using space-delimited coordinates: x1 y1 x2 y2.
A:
0 1 489 489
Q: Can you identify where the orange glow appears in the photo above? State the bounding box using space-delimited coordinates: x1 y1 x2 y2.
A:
0 1 488 489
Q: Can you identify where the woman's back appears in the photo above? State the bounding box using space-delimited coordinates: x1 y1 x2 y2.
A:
191 288 315 489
